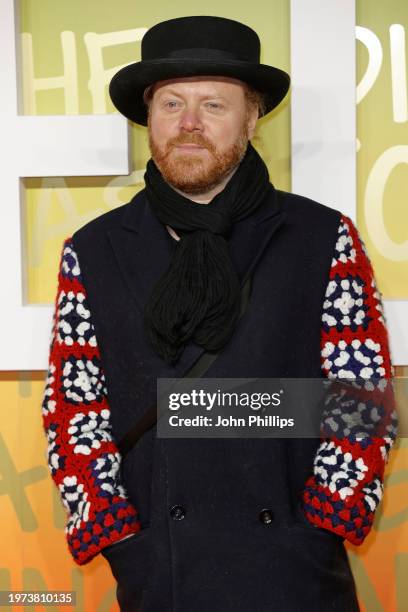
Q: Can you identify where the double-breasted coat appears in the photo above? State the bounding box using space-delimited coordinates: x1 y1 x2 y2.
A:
42 182 394 611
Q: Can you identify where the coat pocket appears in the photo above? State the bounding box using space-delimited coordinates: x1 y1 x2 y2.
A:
292 504 345 543
101 528 153 610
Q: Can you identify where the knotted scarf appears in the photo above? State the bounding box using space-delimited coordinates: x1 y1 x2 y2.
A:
143 142 270 365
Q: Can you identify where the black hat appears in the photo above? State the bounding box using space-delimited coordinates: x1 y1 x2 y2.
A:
109 15 291 126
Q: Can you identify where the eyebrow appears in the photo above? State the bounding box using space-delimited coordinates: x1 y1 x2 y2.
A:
157 89 227 101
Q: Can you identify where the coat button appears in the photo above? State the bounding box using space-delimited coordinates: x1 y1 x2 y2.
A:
259 508 274 525
170 504 186 520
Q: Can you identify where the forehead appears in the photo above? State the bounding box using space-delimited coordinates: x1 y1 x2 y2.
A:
150 76 247 98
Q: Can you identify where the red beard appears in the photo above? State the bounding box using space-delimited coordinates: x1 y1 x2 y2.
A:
147 125 249 195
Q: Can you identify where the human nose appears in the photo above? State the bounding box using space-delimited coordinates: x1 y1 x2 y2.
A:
178 105 203 132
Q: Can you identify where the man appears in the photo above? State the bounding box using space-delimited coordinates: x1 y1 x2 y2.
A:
42 16 395 612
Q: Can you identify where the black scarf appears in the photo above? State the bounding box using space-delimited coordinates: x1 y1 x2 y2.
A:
143 142 270 366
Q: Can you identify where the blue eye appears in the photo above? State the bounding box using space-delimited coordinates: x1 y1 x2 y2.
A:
164 100 181 109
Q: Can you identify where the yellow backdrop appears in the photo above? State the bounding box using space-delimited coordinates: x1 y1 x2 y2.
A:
0 1 406 611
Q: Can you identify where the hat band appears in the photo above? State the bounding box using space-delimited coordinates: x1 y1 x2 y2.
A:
162 47 255 63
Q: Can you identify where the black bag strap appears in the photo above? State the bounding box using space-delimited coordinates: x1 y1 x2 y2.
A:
117 272 253 458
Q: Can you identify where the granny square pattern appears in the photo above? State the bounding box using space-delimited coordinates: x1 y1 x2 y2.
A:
302 214 396 543
41 238 141 564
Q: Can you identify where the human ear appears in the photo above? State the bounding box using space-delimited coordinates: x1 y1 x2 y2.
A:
246 105 259 140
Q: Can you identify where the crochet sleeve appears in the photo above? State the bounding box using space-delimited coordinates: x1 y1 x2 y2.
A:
41 237 142 565
300 214 397 544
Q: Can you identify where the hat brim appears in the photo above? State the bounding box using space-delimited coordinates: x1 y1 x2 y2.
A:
109 58 290 125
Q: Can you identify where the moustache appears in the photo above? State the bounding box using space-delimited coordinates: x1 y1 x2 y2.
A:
166 134 216 154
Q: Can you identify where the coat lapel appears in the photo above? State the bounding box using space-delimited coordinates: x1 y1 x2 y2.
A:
107 185 286 377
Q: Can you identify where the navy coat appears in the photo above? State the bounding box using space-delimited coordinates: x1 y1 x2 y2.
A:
72 183 360 611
